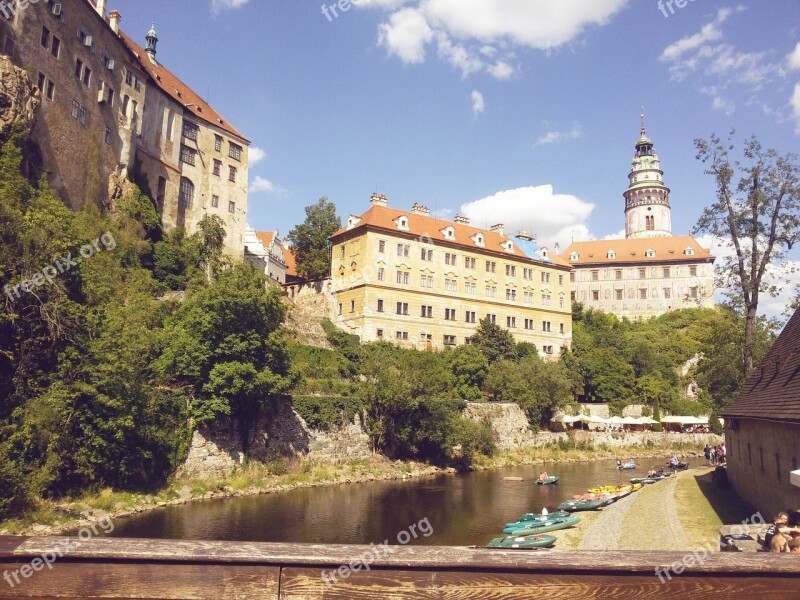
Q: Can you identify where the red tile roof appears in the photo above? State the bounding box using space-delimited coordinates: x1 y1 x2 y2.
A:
282 245 297 277
723 308 800 422
255 231 276 249
332 203 571 268
118 32 248 142
561 236 715 265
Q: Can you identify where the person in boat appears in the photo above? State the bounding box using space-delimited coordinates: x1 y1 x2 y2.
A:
647 468 657 478
538 471 549 481
616 459 622 468
669 455 678 468
764 513 789 549
657 467 665 476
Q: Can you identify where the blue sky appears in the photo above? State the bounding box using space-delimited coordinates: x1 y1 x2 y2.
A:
112 0 800 314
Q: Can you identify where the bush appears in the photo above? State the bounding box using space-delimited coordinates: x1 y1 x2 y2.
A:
292 396 364 432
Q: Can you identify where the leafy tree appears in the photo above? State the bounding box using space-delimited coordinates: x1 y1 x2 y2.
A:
288 197 340 280
448 345 489 401
693 132 799 376
580 349 635 414
196 214 227 282
469 317 517 363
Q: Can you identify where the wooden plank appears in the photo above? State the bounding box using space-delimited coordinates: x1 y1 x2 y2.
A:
0 562 279 599
279 567 800 600
0 539 24 558
9 539 800 575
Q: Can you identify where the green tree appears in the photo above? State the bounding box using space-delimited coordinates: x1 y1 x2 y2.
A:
288 197 340 280
448 345 489 401
693 132 799 377
469 317 517 363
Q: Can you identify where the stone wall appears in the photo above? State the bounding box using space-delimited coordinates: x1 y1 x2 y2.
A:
283 279 336 347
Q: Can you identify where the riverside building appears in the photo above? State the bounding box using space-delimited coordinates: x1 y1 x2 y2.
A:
561 120 715 320
330 193 573 355
0 0 250 255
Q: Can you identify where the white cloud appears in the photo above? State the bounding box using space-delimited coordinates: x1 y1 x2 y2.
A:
248 147 266 166
211 0 250 14
659 8 731 63
459 185 595 249
249 176 280 194
534 122 583 146
792 83 800 134
603 228 626 240
374 0 628 78
471 90 485 115
788 42 800 71
712 96 735 116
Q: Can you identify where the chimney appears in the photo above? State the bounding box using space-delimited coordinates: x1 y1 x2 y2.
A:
283 236 290 249
370 192 388 207
454 214 470 225
411 203 430 216
96 0 107 18
490 223 505 236
515 230 535 242
109 10 121 34
554 242 560 253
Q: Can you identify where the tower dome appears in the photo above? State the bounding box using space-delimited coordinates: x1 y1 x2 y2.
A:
624 114 672 239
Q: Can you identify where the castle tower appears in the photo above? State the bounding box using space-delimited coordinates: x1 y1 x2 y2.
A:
145 22 158 64
624 115 672 239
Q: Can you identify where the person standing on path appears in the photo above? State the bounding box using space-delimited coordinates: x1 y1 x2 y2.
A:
704 445 711 465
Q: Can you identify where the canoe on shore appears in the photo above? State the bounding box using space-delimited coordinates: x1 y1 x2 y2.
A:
511 511 571 524
558 499 606 512
535 476 560 485
486 534 557 549
503 515 581 535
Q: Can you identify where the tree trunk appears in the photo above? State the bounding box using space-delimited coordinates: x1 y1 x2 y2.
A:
743 303 757 378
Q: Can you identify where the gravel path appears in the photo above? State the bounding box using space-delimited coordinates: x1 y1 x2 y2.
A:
578 471 691 551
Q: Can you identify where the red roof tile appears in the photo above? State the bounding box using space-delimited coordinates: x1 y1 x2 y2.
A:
723 308 800 423
255 231 276 249
282 245 297 277
561 236 715 265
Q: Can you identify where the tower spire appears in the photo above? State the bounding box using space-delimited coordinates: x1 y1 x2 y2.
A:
145 21 158 64
640 105 646 136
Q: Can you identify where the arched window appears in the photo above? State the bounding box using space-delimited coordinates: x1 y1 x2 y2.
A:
179 177 194 209
645 215 655 231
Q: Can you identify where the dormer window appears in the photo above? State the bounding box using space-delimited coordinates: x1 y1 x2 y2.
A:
471 233 485 247
346 215 361 229
607 250 616 260
502 240 514 253
645 248 655 258
541 248 548 258
684 247 695 256
394 216 409 231
569 252 579 261
440 226 455 239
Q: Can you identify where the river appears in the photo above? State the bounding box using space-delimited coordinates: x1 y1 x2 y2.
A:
104 458 665 546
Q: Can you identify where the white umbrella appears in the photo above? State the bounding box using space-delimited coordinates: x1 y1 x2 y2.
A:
551 414 578 423
682 416 709 425
607 416 625 424
638 417 658 424
621 416 640 425
660 416 686 423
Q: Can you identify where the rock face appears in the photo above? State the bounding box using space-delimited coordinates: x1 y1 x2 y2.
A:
283 280 336 347
0 55 39 128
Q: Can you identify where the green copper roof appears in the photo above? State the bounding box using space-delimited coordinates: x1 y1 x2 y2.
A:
147 22 158 39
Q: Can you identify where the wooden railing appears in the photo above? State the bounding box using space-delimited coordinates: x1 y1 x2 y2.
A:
2 536 799 598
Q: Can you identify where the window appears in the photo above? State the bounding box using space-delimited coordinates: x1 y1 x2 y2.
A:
350 300 355 313
420 305 432 318
229 166 237 182
445 253 457 266
663 267 671 278
180 145 196 166
228 201 235 214
524 319 534 330
71 99 79 119
646 215 655 231
378 268 385 282
377 329 384 338
592 290 599 301
560 323 565 334
125 70 133 86
104 127 111 144
541 272 551 283
183 121 198 141
339 246 345 259
465 257 476 269
420 274 433 288
689 286 698 299
523 268 533 281
639 267 646 279
690 265 698 277
542 321 551 332
420 248 433 261
443 335 456 346
396 243 410 258
395 331 409 341
541 294 551 306
616 289 623 300
465 311 476 323
663 288 671 299
45 80 54 100
591 270 599 281
178 177 194 209
211 195 219 208
445 279 457 293
465 282 476 295
74 58 83 79
378 240 386 253
229 142 242 161
560 297 565 308
486 314 497 325
106 86 114 107
83 66 91 87
396 271 410 285
213 159 221 176
396 302 409 316
506 316 516 328
505 289 516 301
570 272 575 283
50 36 60 58
102 52 115 71
639 288 647 300
614 269 622 280
134 77 141 91
485 285 497 298
486 261 497 273
78 29 93 50
543 345 554 355
377 299 384 312
215 135 223 152
506 265 516 277
338 303 342 316
41 27 50 49
445 308 456 321
524 291 534 304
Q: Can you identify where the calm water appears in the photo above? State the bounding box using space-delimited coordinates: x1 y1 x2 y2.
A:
103 459 658 546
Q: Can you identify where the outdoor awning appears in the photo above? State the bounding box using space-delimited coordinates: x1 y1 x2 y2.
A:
638 417 659 424
659 416 709 425
621 416 640 425
606 416 625 424
573 415 607 424
551 414 579 423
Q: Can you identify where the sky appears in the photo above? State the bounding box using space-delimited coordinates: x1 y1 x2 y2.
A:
111 0 800 317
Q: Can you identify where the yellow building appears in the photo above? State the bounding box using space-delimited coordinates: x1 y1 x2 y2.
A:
330 194 573 356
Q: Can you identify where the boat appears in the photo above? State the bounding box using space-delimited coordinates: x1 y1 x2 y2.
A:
511 511 571 524
629 478 658 484
486 534 557 549
503 515 581 535
617 460 637 470
535 476 560 485
587 483 641 495
557 499 606 512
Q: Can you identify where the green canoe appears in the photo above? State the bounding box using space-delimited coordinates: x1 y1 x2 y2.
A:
535 476 560 485
557 499 606 512
486 534 557 549
505 515 581 535
510 511 571 525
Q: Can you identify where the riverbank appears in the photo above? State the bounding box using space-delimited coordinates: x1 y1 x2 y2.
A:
0 441 711 537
